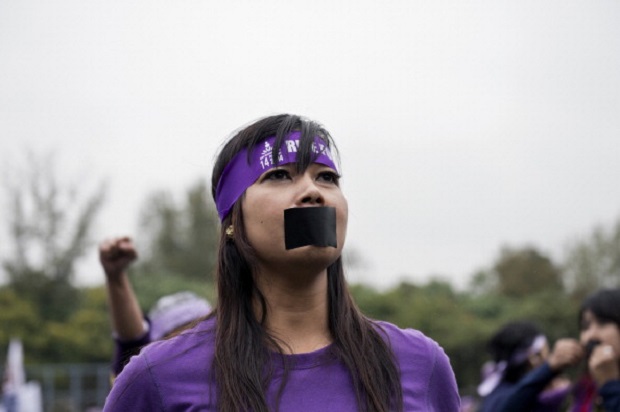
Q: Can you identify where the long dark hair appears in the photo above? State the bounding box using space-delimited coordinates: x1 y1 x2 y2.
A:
210 114 403 412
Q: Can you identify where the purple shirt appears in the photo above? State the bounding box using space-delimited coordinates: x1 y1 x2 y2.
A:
103 318 460 411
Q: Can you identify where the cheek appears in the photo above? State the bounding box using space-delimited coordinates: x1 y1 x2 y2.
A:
241 195 266 242
337 200 348 237
338 196 348 222
243 190 273 224
242 196 287 247
579 330 591 345
244 206 277 233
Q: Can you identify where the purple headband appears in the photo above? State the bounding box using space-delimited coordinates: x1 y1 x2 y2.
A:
215 131 338 220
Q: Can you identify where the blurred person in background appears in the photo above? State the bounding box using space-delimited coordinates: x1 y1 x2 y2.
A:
570 288 620 411
2 367 18 412
478 320 582 412
99 236 211 380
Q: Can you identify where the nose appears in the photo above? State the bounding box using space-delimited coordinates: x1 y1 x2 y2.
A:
297 175 325 206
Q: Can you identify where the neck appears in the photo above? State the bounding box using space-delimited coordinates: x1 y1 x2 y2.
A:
254 267 332 354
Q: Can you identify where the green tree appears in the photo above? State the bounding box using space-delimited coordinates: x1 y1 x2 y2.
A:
132 180 218 305
3 152 105 281
129 272 215 313
0 152 105 360
0 287 41 352
492 245 564 298
43 287 112 362
467 269 497 296
563 216 620 299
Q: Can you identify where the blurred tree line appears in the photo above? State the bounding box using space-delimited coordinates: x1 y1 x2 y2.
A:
1 152 619 394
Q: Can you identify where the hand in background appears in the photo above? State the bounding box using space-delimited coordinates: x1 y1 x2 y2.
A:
99 236 138 280
589 344 619 387
547 338 584 372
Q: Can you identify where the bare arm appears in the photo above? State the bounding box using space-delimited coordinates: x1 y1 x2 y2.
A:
99 236 145 340
547 338 584 372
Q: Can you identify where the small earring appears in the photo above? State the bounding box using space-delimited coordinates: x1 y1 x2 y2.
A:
225 225 234 238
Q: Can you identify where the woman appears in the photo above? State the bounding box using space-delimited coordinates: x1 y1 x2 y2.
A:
103 114 460 411
478 320 582 412
570 288 620 411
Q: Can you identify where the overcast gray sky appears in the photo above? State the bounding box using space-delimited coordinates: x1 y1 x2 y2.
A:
1 0 619 290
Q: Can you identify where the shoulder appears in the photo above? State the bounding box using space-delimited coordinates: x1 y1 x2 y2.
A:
372 320 450 377
104 318 216 411
135 317 216 386
373 320 461 411
373 320 442 361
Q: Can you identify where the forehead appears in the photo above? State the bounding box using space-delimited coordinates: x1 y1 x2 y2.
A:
265 162 336 172
582 310 595 322
582 310 619 326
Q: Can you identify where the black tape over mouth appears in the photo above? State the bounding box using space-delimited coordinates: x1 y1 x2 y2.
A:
284 207 337 250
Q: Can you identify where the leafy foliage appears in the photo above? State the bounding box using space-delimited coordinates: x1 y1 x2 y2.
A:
3 151 106 285
43 287 112 363
563 217 620 299
1 151 106 362
0 287 40 347
493 246 564 297
136 180 218 285
128 271 215 313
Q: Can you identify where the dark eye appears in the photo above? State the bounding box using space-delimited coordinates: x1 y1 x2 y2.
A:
264 169 291 181
317 171 340 185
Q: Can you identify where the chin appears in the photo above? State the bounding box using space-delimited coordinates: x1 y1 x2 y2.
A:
284 245 342 268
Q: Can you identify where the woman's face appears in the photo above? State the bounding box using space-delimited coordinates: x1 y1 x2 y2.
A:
242 162 348 274
580 310 620 355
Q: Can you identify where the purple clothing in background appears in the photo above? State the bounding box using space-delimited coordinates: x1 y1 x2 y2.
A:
103 318 460 411
112 330 151 377
569 376 620 412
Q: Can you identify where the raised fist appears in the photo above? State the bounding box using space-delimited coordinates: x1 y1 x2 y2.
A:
99 236 138 280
